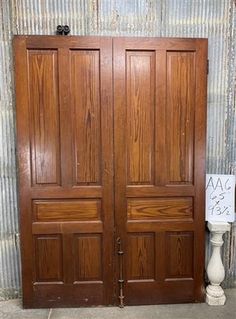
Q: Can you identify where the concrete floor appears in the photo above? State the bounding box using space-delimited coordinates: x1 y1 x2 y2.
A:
0 289 235 319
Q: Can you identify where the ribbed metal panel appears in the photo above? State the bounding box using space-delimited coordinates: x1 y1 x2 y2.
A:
0 0 20 300
0 0 235 299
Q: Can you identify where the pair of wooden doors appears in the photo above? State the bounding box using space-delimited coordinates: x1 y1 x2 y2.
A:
14 36 207 308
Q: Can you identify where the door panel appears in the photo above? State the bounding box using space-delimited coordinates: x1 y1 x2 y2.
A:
127 233 155 280
166 51 195 184
127 197 193 220
28 50 61 186
70 50 101 185
34 235 63 282
14 36 114 308
74 234 102 281
114 37 207 305
165 231 194 279
126 51 155 185
33 200 101 221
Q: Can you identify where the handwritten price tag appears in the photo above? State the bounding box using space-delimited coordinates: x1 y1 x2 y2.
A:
206 174 235 222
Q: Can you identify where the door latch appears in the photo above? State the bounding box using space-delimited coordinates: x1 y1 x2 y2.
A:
117 237 124 308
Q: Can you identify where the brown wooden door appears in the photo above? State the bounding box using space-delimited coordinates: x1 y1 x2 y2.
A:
14 36 207 308
14 36 114 308
113 37 207 305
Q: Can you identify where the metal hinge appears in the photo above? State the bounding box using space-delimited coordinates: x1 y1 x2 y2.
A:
207 59 209 75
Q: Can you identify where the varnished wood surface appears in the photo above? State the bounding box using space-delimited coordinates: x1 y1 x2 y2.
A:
14 36 207 308
166 52 195 184
127 233 155 280
126 51 155 184
127 198 193 220
34 235 63 282
34 200 101 221
32 221 103 234
74 235 102 281
114 37 207 305
14 36 114 308
166 231 194 278
71 50 101 184
28 50 61 186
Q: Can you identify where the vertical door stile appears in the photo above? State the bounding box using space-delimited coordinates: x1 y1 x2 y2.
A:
154 50 167 283
14 37 33 307
58 47 74 285
113 37 126 305
58 47 73 188
99 37 114 305
155 49 167 187
193 40 208 300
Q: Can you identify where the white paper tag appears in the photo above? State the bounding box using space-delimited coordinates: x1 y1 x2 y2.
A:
205 174 235 222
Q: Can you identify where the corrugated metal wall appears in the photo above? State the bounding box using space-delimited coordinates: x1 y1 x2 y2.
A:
0 0 235 299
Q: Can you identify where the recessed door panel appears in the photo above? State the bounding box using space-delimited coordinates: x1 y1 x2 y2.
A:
127 198 193 220
70 50 101 185
74 235 102 282
28 50 60 186
127 233 155 281
33 200 101 221
166 52 195 184
34 235 63 282
126 51 155 185
165 231 194 279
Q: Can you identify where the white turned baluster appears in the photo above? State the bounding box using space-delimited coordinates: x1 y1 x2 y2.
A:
206 222 231 305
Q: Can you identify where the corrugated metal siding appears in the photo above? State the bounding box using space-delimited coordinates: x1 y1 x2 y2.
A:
0 0 20 300
0 0 235 299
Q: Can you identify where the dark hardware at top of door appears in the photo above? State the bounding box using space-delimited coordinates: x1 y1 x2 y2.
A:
56 25 70 35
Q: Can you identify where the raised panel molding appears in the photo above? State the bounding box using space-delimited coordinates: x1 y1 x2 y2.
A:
33 199 101 221
126 51 155 185
70 50 101 185
34 235 63 282
74 234 102 282
166 51 195 184
28 50 61 186
165 231 194 279
127 233 155 280
127 198 193 220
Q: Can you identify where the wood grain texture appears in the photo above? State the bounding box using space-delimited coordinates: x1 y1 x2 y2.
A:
127 198 193 220
34 200 101 221
14 37 33 307
126 51 155 184
34 235 63 282
113 37 207 305
127 222 194 234
127 233 155 280
166 231 194 279
166 52 195 184
32 221 103 234
28 50 60 185
15 36 114 307
71 50 101 185
15 36 207 307
74 235 102 281
193 39 208 301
